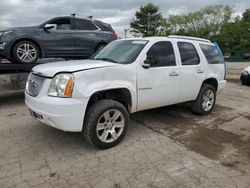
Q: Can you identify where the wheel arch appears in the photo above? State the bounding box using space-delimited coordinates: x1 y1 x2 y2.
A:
86 88 133 113
202 78 218 91
95 42 108 52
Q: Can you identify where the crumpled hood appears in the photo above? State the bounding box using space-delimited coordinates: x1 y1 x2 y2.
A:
32 59 118 77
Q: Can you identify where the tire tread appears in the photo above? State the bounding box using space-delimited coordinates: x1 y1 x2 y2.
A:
83 99 129 149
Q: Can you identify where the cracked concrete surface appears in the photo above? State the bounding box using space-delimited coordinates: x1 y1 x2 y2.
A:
0 62 250 188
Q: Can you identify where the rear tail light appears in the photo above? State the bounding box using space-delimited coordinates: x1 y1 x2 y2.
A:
224 63 227 80
214 42 226 80
112 32 118 40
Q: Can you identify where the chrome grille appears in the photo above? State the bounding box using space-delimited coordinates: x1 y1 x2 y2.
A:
26 73 45 97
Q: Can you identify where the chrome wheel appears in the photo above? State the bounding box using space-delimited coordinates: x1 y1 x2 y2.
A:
202 89 215 111
16 43 37 63
96 109 125 143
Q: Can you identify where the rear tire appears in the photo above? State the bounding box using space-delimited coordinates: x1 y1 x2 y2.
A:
12 41 39 64
83 99 129 149
191 84 216 115
95 44 106 52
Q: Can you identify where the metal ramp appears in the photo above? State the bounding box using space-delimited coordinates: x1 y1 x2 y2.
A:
0 62 38 74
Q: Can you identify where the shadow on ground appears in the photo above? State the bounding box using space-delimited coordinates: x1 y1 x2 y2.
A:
0 91 24 106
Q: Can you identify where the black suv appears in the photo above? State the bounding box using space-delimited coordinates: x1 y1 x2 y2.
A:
0 16 117 63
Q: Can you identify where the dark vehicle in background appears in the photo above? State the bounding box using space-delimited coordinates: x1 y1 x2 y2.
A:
241 66 250 85
0 16 117 64
243 53 250 61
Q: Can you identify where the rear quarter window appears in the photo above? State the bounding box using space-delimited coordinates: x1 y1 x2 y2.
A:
200 44 224 64
73 19 98 30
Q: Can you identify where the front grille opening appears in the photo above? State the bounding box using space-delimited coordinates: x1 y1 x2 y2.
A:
26 73 45 97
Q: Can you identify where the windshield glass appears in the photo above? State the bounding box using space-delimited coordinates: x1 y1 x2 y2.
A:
91 40 148 64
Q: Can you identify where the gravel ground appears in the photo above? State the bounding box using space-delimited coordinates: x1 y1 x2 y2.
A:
0 62 250 188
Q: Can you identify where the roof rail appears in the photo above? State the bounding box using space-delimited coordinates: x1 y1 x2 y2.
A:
168 35 211 43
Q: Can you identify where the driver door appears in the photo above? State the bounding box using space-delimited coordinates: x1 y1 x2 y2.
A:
40 18 76 57
137 41 181 111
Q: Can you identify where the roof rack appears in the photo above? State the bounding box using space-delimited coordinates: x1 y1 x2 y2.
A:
168 35 211 43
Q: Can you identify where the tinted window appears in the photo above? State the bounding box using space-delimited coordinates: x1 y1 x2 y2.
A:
73 19 98 30
178 42 200 65
200 44 224 64
147 41 176 67
93 20 113 31
47 18 71 30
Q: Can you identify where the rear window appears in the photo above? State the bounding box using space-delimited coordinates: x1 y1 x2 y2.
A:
93 20 114 32
200 44 224 64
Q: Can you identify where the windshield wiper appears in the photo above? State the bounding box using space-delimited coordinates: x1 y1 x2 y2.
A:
95 58 118 63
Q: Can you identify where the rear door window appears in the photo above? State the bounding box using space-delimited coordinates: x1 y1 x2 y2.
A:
178 42 200 65
200 44 224 64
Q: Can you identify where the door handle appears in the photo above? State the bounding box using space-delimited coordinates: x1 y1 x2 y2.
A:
197 69 204 74
169 71 179 76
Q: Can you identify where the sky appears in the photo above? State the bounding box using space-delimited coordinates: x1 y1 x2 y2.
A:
0 0 249 37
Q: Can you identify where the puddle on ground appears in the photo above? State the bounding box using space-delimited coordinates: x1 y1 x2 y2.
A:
132 104 250 169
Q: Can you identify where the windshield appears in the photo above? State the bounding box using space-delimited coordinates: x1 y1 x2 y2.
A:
91 40 148 64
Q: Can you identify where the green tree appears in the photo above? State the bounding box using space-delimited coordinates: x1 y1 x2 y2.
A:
130 3 162 37
214 9 250 53
161 5 232 39
242 8 250 22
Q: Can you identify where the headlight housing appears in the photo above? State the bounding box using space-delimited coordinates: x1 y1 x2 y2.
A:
48 73 74 98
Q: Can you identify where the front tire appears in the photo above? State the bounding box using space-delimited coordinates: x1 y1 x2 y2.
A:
241 76 248 85
12 41 39 63
83 99 129 149
191 84 216 115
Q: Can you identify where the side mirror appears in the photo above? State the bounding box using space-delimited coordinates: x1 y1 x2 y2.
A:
142 55 157 69
43 24 54 31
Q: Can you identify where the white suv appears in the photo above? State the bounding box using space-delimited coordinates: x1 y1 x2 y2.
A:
25 36 227 149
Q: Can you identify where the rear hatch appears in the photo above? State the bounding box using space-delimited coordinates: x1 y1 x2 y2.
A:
93 20 118 39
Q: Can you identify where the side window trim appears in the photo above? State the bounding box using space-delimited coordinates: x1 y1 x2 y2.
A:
177 42 200 66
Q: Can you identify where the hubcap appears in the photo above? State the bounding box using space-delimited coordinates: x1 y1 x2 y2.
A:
17 43 37 63
96 109 125 143
202 89 215 111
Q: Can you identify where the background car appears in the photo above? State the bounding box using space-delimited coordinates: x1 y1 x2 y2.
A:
243 53 250 61
241 66 250 85
0 16 117 64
